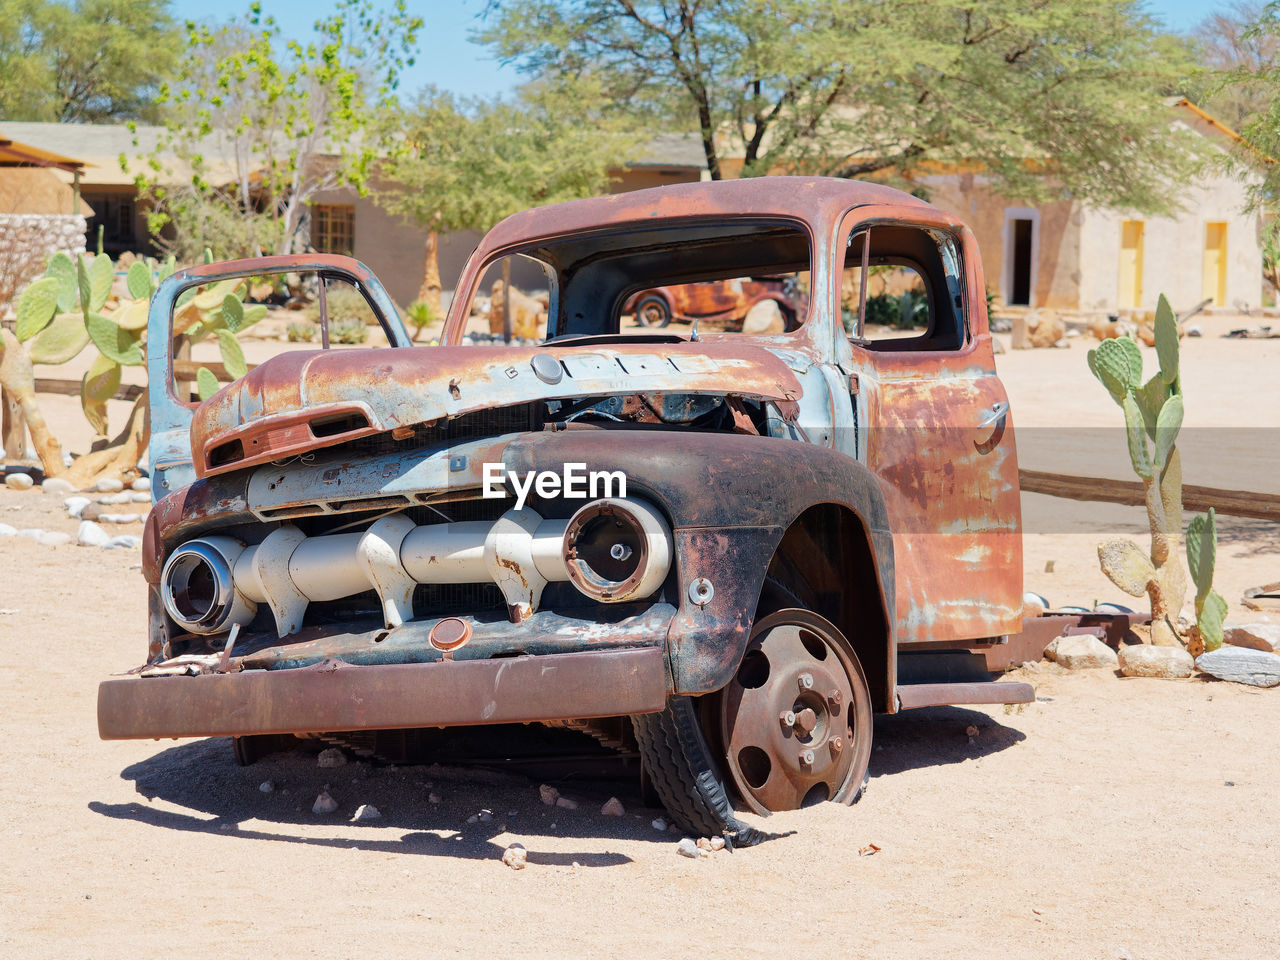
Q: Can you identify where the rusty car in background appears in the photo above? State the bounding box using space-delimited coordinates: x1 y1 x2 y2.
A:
98 177 1031 845
622 275 806 329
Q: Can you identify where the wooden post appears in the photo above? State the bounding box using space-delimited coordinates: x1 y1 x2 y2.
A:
2 387 27 461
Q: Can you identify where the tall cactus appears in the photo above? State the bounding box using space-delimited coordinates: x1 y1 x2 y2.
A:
1087 294 1188 646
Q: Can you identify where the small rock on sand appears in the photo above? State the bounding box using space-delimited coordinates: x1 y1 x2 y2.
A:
131 477 151 492
1224 623 1280 653
64 497 91 518
676 838 699 859
312 790 338 814
93 478 124 493
538 784 559 806
1045 634 1118 670
651 817 668 831
0 523 15 536
501 844 527 870
554 795 578 810
352 804 382 822
41 477 74 494
1118 644 1194 679
709 836 725 851
77 521 110 547
4 473 33 490
259 781 275 794
317 747 347 768
1196 647 1280 687
103 535 141 549
600 797 625 816
37 531 70 547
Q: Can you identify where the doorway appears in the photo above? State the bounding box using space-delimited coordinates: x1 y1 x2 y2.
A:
1118 220 1145 309
1203 222 1227 307
1002 209 1039 307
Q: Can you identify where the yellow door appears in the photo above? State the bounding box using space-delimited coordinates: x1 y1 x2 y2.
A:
1203 222 1227 307
1118 220 1144 308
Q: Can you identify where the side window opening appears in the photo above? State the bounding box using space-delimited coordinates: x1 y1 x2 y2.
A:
843 226 966 352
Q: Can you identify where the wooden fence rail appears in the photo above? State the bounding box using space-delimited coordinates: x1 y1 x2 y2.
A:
1019 469 1280 523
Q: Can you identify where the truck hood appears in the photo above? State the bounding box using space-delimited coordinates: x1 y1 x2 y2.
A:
190 340 806 478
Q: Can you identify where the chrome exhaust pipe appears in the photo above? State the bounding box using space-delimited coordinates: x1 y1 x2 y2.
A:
162 499 674 638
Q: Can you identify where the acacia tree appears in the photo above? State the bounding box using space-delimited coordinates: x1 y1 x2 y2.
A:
376 78 639 313
133 0 420 262
0 0 179 122
480 0 1198 210
1191 1 1279 130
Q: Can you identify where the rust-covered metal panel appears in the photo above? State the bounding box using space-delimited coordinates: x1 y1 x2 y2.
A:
98 647 667 740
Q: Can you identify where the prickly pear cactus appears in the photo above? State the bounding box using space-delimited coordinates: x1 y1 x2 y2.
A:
1186 508 1227 655
9 250 266 484
1087 294 1189 647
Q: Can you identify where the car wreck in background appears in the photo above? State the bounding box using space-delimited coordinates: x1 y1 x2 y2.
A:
622 275 805 330
98 177 1033 845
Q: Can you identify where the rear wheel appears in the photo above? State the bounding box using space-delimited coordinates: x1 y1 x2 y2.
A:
633 609 873 844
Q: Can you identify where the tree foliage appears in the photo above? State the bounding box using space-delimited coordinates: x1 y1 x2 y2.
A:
480 0 1198 212
132 0 421 262
0 0 179 122
376 77 640 307
1190 0 1279 131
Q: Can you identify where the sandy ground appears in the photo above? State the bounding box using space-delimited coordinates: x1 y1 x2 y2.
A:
2 313 1278 957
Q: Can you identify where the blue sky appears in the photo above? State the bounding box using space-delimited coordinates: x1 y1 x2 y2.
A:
166 0 1235 100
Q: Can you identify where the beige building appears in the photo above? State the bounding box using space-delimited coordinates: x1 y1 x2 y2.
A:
920 100 1266 315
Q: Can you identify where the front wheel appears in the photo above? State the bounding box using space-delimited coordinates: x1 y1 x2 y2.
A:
633 609 873 844
634 294 672 328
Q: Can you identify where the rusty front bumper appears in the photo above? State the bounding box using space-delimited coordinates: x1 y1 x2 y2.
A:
98 647 667 741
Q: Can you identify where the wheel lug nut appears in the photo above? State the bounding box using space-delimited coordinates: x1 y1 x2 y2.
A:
799 748 815 766
779 710 796 728
797 673 813 691
830 736 844 754
828 689 842 707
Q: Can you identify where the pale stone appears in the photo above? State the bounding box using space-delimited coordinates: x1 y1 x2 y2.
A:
312 790 338 814
37 532 70 547
1224 623 1280 653
4 473 33 490
317 747 347 768
1045 634 1118 670
93 478 124 492
709 836 725 851
102 535 141 549
77 521 110 547
696 837 712 851
741 298 785 334
600 797 625 816
259 781 275 793
130 492 151 503
41 477 75 494
64 496 91 518
501 844 527 870
1196 647 1280 687
1118 644 1194 679
98 513 141 524
651 817 668 831
351 804 381 822
538 784 559 806
130 477 151 492
676 838 699 859
0 523 15 536
554 795 578 810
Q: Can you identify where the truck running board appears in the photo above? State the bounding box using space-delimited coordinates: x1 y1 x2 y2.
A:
895 680 1035 711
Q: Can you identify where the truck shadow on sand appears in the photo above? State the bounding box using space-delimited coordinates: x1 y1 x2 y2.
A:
89 706 1025 861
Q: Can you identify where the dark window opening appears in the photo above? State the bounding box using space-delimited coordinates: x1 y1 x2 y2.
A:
1010 219 1033 306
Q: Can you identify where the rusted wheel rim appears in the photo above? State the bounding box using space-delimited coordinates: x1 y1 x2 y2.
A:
717 610 870 814
639 302 667 326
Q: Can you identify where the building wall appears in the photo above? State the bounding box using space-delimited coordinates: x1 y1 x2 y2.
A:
1076 167 1262 313
924 175 1082 310
0 212 87 309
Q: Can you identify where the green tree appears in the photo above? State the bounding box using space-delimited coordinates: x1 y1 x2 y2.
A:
1189 1 1278 130
133 0 420 262
480 0 1198 211
375 77 639 313
0 0 179 122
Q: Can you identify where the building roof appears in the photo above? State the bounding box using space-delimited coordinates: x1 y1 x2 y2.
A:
0 132 85 173
629 132 707 170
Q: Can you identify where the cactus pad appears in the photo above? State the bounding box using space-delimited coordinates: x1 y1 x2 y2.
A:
15 277 61 342
1154 294 1178 386
1088 336 1142 401
1098 538 1156 596
28 312 90 364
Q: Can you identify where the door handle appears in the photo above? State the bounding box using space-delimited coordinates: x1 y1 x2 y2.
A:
977 401 1009 430
974 401 1009 454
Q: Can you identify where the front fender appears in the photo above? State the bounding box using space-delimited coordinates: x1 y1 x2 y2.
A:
503 429 895 694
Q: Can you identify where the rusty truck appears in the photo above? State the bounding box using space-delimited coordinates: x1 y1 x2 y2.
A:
98 177 1032 844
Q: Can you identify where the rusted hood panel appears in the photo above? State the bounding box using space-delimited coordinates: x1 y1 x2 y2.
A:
190 341 804 479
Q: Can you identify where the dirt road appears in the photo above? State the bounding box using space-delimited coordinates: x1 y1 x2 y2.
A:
0 494 1277 958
